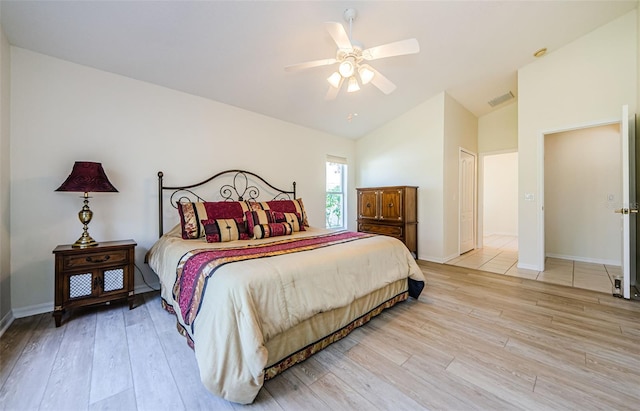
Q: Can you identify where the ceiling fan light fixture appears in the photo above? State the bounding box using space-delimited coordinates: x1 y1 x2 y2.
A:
327 72 342 88
358 65 374 84
339 58 356 78
347 76 360 92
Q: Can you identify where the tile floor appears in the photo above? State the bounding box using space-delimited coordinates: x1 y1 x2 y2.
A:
447 235 619 294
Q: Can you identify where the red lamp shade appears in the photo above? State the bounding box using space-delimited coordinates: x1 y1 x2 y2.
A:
56 161 117 248
55 161 118 193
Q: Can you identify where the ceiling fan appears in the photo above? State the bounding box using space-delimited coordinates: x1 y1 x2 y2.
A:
285 8 420 100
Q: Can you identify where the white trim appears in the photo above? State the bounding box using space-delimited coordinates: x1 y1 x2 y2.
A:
517 262 539 271
0 310 14 338
545 253 620 267
135 283 160 294
10 284 160 321
458 147 477 256
12 301 53 319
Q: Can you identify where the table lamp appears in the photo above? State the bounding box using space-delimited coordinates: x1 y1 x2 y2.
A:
55 161 118 247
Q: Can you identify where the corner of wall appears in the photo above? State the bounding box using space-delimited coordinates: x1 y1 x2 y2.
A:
0 22 12 329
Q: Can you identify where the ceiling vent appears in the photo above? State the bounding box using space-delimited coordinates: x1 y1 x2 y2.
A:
488 91 515 107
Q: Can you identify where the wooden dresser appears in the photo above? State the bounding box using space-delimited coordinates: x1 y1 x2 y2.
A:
356 186 418 257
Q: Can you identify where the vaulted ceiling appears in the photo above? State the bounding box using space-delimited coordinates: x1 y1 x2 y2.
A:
1 1 637 138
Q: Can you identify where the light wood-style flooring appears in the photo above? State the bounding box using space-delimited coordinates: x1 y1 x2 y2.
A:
2 262 640 410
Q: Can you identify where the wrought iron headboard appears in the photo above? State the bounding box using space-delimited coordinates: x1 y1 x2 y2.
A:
157 169 296 237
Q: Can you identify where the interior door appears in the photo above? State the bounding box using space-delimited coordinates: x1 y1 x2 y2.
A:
618 105 636 299
459 149 476 254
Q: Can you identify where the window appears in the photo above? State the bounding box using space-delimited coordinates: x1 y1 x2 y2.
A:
326 157 347 229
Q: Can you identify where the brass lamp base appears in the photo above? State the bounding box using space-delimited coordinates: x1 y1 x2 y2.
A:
72 193 99 248
72 232 98 248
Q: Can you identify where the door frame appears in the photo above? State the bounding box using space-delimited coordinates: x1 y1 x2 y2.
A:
459 148 477 255
537 117 623 272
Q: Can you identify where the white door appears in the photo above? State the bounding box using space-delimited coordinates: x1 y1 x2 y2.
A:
459 149 476 254
618 105 636 299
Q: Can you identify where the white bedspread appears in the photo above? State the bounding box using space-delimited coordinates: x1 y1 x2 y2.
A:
147 225 424 404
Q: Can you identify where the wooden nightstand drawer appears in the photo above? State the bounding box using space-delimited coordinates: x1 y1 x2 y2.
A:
62 249 129 270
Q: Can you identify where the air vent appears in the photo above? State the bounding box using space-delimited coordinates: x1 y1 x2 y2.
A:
488 91 515 107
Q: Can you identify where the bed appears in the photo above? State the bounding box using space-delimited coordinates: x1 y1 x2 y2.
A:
146 169 425 404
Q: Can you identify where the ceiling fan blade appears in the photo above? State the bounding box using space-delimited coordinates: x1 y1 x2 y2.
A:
285 58 337 72
362 38 420 61
325 22 352 50
369 67 397 95
325 78 344 100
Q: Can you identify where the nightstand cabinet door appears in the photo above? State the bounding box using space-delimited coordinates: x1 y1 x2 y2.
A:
53 240 136 327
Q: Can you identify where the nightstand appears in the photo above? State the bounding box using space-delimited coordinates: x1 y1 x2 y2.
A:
52 239 137 327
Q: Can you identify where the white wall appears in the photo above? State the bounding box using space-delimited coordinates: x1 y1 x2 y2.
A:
443 93 478 260
356 92 478 262
356 92 445 261
0 22 11 330
483 152 518 237
9 47 356 316
478 102 518 153
477 102 518 246
545 125 621 264
518 10 637 270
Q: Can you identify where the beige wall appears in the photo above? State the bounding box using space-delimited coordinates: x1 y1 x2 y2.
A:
478 102 518 153
356 92 445 261
544 124 621 264
483 152 518 237
356 91 478 262
0 22 10 330
443 93 478 260
518 10 637 270
9 47 356 316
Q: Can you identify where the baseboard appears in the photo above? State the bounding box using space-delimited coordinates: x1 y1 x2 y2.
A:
0 310 14 338
9 282 160 321
12 301 53 319
545 253 620 266
517 262 540 271
135 282 160 294
417 255 448 264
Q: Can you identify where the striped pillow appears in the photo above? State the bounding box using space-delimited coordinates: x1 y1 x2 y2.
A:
244 210 274 237
177 201 249 239
201 218 249 243
271 211 304 232
253 222 293 239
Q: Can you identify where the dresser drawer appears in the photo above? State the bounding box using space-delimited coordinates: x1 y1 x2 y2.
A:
62 249 129 270
358 223 403 237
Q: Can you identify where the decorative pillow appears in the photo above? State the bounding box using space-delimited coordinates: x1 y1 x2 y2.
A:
177 201 249 239
244 210 274 237
246 198 309 227
253 222 293 239
201 218 249 243
271 211 304 232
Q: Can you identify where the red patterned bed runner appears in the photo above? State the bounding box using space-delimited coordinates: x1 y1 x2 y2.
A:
174 231 374 328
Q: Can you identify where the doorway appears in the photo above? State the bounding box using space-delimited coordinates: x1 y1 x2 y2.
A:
542 124 621 292
483 152 518 252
